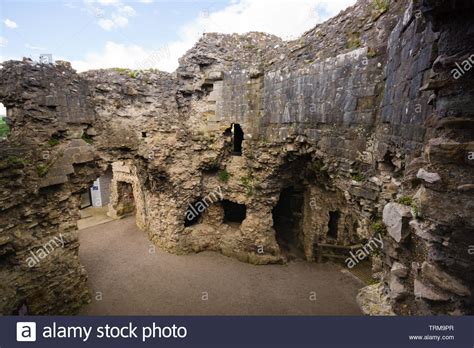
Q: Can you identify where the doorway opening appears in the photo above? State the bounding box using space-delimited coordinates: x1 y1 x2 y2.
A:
223 123 244 156
77 166 114 230
272 185 305 259
327 211 340 240
80 189 92 209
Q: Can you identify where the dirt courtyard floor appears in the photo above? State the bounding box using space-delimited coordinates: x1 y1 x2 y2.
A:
79 216 363 315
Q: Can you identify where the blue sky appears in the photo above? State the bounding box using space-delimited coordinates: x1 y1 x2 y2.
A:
0 0 230 69
0 0 356 114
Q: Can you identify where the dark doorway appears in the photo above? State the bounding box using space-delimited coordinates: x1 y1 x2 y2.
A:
232 124 243 155
80 189 92 209
221 200 246 223
327 211 340 240
184 199 204 227
223 123 244 156
272 185 305 259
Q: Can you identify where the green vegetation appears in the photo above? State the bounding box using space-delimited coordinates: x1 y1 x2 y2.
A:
351 172 366 182
367 278 380 285
367 47 378 58
81 133 93 144
0 117 9 138
347 32 361 49
218 170 231 183
373 0 389 13
397 196 413 206
36 164 49 177
372 221 386 235
411 204 419 218
240 173 255 196
113 68 141 78
47 138 60 146
397 196 418 218
128 70 142 78
7 155 29 166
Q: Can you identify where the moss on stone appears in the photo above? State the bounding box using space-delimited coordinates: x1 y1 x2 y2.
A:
7 155 29 166
36 164 48 177
81 133 93 144
372 221 386 235
397 196 418 218
373 0 389 13
352 172 366 182
128 70 141 78
367 47 378 58
240 174 255 196
113 68 130 74
347 32 361 49
47 138 59 146
397 196 413 206
218 170 231 182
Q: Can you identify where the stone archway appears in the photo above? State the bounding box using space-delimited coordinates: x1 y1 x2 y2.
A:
272 185 306 259
107 161 147 229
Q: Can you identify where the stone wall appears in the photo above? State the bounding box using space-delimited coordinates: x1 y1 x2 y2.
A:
0 61 102 314
0 0 472 315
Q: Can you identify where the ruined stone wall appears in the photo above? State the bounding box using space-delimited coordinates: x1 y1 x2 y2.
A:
0 61 102 314
0 0 472 315
377 0 474 316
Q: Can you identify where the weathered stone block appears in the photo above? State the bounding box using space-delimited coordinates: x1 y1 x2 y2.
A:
416 168 441 183
414 278 450 301
382 202 412 243
391 261 409 278
421 262 470 297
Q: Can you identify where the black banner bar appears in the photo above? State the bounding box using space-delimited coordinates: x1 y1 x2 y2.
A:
2 316 473 347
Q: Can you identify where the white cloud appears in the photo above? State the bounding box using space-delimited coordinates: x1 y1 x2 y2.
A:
69 41 166 72
64 2 78 9
3 18 18 29
84 0 136 31
98 14 129 30
97 0 120 5
98 18 114 30
118 5 136 16
181 0 356 40
138 0 153 3
0 37 8 47
25 43 46 51
71 0 356 73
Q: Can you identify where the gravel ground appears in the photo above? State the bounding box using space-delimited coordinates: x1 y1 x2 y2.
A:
79 217 363 315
